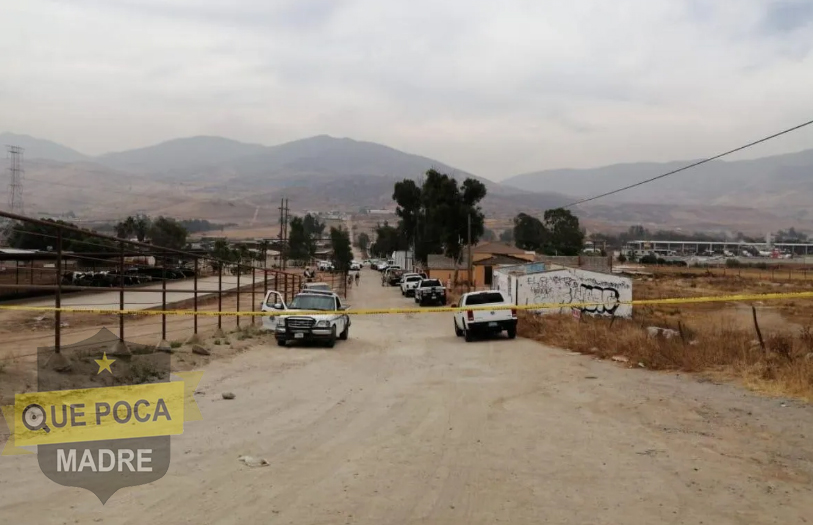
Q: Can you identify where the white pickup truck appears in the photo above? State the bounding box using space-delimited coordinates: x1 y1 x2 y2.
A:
261 290 350 348
452 290 517 342
399 273 425 296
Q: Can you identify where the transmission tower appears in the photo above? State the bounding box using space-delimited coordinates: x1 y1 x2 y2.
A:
7 145 24 215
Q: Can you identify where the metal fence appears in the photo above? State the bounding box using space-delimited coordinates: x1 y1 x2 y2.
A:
0 210 348 363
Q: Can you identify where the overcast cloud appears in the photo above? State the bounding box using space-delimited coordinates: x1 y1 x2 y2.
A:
2 0 813 180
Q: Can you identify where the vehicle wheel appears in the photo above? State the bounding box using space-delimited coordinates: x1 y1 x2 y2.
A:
277 339 287 347
326 327 337 348
454 320 463 337
339 324 349 340
507 327 517 339
464 329 474 342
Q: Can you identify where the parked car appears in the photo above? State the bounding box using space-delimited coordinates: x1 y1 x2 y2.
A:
452 290 517 342
376 259 395 271
317 260 335 272
413 278 446 305
261 290 350 348
381 266 402 285
350 262 362 271
301 281 332 292
387 268 405 286
400 273 424 296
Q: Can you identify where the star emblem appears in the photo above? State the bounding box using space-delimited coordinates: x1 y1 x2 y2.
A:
94 352 116 375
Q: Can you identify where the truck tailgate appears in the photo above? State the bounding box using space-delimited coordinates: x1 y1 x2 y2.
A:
471 303 514 322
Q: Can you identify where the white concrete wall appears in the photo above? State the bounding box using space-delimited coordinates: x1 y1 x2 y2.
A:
493 269 515 304
515 268 633 318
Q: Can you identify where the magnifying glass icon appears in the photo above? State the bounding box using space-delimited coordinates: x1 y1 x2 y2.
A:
22 404 50 433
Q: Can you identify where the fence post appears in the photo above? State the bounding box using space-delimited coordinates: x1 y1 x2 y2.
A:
217 261 223 335
119 242 125 341
236 263 241 328
274 272 279 293
156 250 170 352
29 260 34 285
54 229 62 354
192 256 198 337
111 241 130 356
251 266 256 326
161 255 167 340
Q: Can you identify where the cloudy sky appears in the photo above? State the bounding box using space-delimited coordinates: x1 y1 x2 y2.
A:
2 0 813 181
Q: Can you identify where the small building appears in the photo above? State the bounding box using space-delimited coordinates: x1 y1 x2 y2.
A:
426 242 535 287
494 263 633 318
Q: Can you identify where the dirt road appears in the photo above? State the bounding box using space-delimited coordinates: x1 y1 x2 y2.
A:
1 268 812 523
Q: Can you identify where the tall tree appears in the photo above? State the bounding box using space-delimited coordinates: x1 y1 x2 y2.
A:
542 208 584 256
148 216 188 250
356 232 370 252
330 227 353 273
392 169 487 264
499 229 514 243
287 216 316 262
513 213 546 251
393 179 422 249
371 222 404 257
302 214 325 239
114 214 151 241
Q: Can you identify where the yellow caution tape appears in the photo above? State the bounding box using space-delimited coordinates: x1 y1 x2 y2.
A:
0 291 812 317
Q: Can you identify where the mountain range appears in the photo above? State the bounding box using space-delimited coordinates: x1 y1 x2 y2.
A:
2 131 811 234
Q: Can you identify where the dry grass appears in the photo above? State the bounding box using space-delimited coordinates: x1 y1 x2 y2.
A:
518 312 813 401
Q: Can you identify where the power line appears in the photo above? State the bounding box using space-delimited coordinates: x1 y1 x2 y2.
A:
563 118 813 208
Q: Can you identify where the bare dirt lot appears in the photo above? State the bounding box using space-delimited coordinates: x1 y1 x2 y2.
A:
1 268 812 524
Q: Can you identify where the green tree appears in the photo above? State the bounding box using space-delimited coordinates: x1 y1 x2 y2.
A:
513 213 546 251
392 169 487 264
303 214 325 239
148 216 188 250
115 214 151 241
371 222 405 257
393 178 422 248
287 216 316 262
481 228 496 242
330 227 353 273
6 219 117 253
542 208 584 256
499 229 514 243
356 232 370 252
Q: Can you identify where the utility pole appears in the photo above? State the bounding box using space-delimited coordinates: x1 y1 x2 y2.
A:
467 213 473 292
282 198 289 271
7 146 24 215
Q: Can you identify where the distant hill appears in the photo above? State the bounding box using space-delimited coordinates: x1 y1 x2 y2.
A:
503 149 813 214
0 132 89 163
182 134 516 196
97 135 269 174
7 131 813 232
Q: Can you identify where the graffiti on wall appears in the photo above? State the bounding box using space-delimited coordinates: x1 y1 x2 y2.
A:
519 270 632 317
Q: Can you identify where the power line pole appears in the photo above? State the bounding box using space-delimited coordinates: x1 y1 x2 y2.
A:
7 146 24 215
282 198 289 271
467 213 473 292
